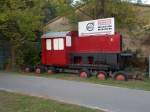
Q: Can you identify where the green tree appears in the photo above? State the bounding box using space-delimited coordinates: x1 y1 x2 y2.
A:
0 0 46 69
75 0 142 31
42 0 57 23
49 0 77 23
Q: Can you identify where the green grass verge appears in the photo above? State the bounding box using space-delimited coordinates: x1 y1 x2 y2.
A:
0 90 103 112
16 72 150 91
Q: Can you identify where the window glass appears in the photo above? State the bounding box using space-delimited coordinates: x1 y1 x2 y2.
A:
53 38 64 50
66 36 71 47
58 38 64 50
46 39 51 50
54 39 59 50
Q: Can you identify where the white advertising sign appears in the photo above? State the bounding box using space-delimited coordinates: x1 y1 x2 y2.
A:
78 17 115 37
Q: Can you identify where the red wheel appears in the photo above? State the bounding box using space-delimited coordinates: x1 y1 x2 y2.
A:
80 71 88 78
35 68 41 74
115 74 125 81
97 71 107 80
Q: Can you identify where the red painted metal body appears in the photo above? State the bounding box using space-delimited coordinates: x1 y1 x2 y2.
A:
71 32 122 53
41 31 122 66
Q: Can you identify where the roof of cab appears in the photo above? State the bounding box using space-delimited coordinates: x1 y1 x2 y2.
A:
41 31 70 38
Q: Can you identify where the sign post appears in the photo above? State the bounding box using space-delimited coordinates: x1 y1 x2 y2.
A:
78 17 115 37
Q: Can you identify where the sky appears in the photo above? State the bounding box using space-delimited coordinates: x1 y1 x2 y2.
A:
74 0 150 4
132 0 150 4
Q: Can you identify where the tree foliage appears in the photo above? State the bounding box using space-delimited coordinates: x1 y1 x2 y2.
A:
0 0 52 69
74 0 142 30
0 0 148 69
0 0 45 41
48 0 77 23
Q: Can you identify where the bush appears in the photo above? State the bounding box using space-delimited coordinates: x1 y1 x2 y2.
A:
16 41 41 68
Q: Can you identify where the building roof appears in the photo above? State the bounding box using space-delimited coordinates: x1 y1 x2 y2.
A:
43 17 77 33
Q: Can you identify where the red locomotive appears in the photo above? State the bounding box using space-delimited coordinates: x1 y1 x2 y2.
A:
41 31 131 81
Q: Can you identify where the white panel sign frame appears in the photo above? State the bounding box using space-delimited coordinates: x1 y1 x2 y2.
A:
78 17 115 37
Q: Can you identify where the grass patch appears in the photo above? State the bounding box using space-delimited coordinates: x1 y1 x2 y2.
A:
0 90 103 112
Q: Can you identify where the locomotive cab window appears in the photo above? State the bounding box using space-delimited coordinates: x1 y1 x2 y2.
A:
66 36 72 47
53 38 64 50
46 39 52 50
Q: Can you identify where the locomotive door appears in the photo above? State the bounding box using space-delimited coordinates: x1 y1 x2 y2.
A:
46 38 67 66
45 38 52 65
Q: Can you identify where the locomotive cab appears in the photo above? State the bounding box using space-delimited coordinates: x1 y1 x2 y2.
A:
41 31 72 66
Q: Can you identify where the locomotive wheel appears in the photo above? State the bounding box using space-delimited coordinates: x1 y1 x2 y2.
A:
97 71 107 80
113 72 128 81
79 71 90 78
116 74 125 81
